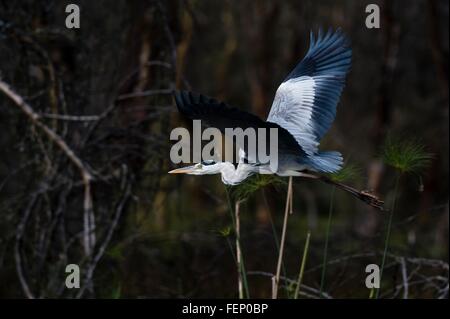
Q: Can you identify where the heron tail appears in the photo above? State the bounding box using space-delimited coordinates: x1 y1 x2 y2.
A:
309 151 343 173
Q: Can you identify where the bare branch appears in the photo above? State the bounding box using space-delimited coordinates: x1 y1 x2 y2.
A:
248 270 333 299
40 113 101 122
400 257 409 299
14 195 38 299
116 88 173 101
77 166 131 298
0 79 95 257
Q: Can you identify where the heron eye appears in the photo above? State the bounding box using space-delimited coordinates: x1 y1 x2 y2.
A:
201 160 215 166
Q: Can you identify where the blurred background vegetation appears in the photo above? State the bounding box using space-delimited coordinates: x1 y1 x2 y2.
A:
0 0 448 298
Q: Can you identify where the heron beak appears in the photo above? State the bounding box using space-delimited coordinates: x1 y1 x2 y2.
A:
168 166 196 174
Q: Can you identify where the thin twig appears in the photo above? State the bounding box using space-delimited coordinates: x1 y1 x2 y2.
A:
294 231 311 299
235 200 244 299
116 88 173 101
224 188 249 298
76 166 131 298
273 176 293 299
376 174 400 298
400 257 409 299
320 186 336 298
14 195 38 299
40 113 102 122
249 271 332 299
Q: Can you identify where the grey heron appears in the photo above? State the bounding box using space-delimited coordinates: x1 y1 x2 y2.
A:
170 28 383 209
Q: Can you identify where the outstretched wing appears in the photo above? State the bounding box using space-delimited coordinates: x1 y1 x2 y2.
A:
173 90 307 162
267 28 352 155
175 90 270 133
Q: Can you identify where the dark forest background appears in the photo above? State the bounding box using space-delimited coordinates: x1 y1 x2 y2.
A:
0 0 448 298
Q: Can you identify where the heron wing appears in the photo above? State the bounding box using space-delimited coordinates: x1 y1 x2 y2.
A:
267 28 352 155
173 90 307 160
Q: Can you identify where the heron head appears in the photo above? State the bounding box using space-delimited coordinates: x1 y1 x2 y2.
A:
168 160 220 175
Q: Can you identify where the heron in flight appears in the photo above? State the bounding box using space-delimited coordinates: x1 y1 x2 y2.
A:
170 29 383 209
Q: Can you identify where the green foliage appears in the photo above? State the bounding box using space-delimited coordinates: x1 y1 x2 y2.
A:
106 243 125 261
328 163 361 183
286 281 296 298
382 137 433 174
218 225 232 237
376 136 433 298
111 283 122 299
227 174 285 202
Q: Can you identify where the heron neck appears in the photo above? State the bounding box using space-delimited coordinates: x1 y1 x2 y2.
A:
219 162 255 185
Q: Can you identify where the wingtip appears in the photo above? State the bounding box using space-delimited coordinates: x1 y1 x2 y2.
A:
311 27 349 46
309 30 315 49
318 27 323 41
306 27 352 68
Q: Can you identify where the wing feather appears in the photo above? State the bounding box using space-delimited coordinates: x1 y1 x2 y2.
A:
267 28 352 155
173 90 308 162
